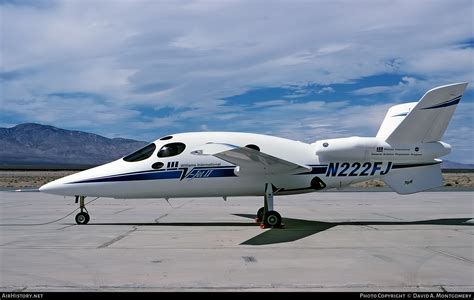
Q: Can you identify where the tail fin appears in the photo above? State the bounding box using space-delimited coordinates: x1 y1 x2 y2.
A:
376 82 468 144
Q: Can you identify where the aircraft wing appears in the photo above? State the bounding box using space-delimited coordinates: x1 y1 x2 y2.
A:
191 143 311 175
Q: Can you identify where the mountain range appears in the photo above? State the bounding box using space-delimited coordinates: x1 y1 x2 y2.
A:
0 123 148 168
0 123 472 169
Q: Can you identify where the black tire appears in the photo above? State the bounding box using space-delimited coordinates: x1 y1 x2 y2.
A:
263 211 282 227
257 207 265 221
75 212 90 225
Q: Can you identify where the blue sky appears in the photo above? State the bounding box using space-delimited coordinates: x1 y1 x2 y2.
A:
1 0 473 163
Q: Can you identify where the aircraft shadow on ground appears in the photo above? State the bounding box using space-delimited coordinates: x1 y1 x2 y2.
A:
233 214 474 245
88 215 473 246
88 222 257 227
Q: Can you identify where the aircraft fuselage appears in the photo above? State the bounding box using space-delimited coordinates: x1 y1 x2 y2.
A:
39 132 446 199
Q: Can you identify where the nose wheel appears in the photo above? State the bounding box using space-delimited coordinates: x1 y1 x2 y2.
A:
75 196 90 225
256 183 284 229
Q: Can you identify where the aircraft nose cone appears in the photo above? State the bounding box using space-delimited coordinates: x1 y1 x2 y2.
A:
38 170 97 197
39 179 65 195
39 179 68 195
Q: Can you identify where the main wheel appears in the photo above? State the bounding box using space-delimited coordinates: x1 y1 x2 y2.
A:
75 212 90 225
263 211 282 227
257 207 265 221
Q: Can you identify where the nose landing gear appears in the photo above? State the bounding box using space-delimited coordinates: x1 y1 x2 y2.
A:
75 196 90 225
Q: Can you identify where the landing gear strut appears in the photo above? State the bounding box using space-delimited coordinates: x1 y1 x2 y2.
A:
75 196 90 225
256 183 283 229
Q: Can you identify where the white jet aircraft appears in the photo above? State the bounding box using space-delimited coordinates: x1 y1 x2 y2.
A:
40 83 468 227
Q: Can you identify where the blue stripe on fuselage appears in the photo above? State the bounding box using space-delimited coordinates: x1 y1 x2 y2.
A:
72 170 183 183
70 167 237 184
207 168 236 177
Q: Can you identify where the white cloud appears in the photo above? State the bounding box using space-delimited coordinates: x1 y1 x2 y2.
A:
353 76 417 96
317 87 335 94
252 100 289 108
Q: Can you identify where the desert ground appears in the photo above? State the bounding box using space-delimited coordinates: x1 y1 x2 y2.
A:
0 170 472 190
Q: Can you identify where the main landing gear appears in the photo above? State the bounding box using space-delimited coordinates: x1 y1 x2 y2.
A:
75 196 90 225
256 183 284 229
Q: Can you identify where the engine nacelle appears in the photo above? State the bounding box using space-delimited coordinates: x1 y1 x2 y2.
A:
314 137 385 160
314 137 451 161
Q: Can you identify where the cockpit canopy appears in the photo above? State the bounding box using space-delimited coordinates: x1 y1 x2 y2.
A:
123 143 156 162
123 141 187 163
157 142 186 158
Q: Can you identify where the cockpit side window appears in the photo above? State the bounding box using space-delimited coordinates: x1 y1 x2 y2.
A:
123 143 157 162
157 142 186 158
